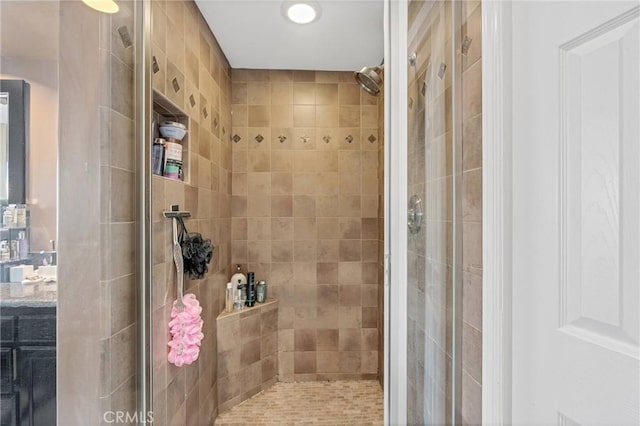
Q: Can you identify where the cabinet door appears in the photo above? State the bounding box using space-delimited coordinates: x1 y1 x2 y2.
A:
0 393 17 426
16 347 55 426
0 348 17 426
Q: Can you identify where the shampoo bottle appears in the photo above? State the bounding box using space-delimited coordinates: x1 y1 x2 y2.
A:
246 272 256 307
231 264 247 286
231 264 247 304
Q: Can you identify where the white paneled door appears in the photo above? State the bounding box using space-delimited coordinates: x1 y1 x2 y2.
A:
510 1 640 424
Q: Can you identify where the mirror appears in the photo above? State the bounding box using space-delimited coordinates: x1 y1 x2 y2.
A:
0 79 29 205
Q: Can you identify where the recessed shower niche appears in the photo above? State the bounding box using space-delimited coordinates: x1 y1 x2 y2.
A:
153 91 190 183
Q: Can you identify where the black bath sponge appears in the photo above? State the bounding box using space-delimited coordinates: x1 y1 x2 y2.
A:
178 217 214 280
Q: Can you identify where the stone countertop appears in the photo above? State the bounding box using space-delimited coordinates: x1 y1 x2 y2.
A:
0 282 57 307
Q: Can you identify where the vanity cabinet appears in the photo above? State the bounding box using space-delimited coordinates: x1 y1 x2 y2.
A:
0 306 55 426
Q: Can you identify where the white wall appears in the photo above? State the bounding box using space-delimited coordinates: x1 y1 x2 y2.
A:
1 1 59 252
1 60 58 252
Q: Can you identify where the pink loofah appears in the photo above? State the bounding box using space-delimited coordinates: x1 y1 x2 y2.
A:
167 293 204 367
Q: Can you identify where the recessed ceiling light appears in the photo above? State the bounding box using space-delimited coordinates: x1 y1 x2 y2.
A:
282 1 321 25
82 0 119 14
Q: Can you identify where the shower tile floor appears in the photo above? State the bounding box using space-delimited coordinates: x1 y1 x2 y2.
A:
215 381 383 425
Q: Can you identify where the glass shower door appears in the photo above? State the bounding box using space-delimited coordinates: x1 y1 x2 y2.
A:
407 0 463 424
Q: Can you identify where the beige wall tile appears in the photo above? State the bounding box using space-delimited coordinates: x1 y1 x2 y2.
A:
270 70 293 82
272 241 293 262
339 328 362 351
362 307 378 329
339 240 362 261
271 195 293 217
316 84 339 105
232 82 247 104
271 105 293 127
248 105 270 127
247 82 270 105
293 83 316 104
293 105 316 127
294 352 317 374
294 329 317 351
339 351 361 373
339 106 361 127
316 105 339 127
317 263 338 284
339 84 360 105
293 70 315 82
271 218 294 239
232 104 247 126
271 82 293 104
272 151 294 171
317 239 339 262
340 285 362 307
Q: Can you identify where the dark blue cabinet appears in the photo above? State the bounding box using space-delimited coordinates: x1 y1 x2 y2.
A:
0 307 55 426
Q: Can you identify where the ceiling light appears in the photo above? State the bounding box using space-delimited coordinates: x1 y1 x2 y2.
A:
283 1 321 24
82 0 119 14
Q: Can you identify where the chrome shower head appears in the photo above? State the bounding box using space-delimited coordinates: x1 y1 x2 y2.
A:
354 65 383 96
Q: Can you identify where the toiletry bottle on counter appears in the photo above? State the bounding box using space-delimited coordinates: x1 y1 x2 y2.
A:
17 232 28 260
246 272 256 307
231 264 247 304
18 234 28 259
233 288 243 311
3 205 15 228
15 205 27 227
0 241 9 261
256 280 266 303
225 282 234 313
10 240 18 260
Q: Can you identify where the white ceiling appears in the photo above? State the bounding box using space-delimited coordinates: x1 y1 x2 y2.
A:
195 0 384 71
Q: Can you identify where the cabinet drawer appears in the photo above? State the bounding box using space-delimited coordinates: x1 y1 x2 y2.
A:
0 317 14 343
17 315 56 343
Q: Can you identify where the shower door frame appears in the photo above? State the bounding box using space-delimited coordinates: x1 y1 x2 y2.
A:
384 0 409 424
481 1 514 424
136 0 153 422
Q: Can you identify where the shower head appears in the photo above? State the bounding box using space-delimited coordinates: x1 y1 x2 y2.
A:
354 65 383 96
